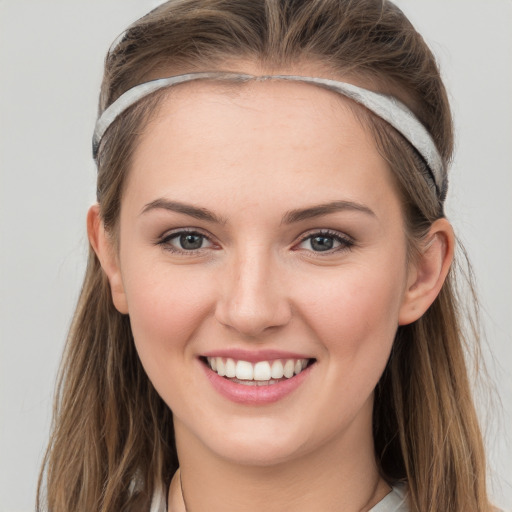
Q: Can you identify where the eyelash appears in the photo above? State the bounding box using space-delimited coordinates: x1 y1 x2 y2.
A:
156 228 215 254
156 228 355 255
295 229 355 254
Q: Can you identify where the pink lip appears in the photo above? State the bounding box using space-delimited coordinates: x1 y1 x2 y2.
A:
201 348 312 363
201 360 314 405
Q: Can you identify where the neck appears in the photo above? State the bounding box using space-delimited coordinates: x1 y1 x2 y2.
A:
169 414 390 512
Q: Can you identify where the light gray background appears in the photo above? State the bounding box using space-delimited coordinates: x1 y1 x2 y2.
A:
0 1 511 510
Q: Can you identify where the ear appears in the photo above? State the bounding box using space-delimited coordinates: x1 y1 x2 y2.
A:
398 218 454 325
87 204 129 314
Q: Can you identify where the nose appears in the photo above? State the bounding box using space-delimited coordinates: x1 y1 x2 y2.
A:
214 249 292 338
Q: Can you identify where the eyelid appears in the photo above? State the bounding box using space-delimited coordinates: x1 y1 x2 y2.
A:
154 227 354 255
156 227 218 254
293 228 355 253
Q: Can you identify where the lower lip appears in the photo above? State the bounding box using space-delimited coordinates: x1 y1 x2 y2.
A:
201 361 314 405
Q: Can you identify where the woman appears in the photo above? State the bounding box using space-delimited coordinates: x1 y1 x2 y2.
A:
37 1 494 511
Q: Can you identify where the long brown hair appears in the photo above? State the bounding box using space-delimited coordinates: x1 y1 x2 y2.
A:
38 1 491 511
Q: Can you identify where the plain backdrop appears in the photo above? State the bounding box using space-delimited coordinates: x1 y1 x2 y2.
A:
0 1 511 510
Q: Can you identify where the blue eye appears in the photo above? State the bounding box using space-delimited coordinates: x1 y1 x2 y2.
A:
160 231 212 252
178 233 206 250
298 231 353 253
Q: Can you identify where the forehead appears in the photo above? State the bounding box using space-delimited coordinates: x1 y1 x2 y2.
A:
126 79 400 218
140 78 371 148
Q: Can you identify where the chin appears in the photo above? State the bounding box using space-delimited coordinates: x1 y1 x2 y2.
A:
215 439 305 467
199 416 324 467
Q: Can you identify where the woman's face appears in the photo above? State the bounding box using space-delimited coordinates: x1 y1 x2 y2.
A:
108 78 417 465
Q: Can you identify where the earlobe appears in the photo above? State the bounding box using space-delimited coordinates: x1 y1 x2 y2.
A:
87 204 129 314
398 218 454 325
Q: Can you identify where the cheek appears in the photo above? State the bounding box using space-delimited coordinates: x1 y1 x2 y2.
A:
296 261 406 379
122 261 216 369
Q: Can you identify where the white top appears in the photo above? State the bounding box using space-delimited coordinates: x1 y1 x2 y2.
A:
150 482 409 512
370 484 409 512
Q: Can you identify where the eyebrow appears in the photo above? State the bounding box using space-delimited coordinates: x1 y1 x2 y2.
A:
281 200 376 224
140 198 375 225
140 198 227 224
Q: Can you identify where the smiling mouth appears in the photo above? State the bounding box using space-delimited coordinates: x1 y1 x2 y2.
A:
201 357 315 386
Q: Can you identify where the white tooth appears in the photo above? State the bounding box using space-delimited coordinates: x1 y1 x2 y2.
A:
236 360 254 380
254 361 271 381
301 359 308 370
216 358 226 377
271 360 284 379
225 358 236 378
258 379 276 386
210 357 217 371
283 359 295 378
294 360 303 375
234 378 280 386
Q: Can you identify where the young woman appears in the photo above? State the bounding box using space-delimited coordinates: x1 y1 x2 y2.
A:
38 1 494 511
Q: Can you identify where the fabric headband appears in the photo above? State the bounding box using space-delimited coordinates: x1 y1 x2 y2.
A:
92 71 445 197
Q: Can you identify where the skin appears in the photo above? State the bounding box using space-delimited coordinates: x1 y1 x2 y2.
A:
89 72 453 512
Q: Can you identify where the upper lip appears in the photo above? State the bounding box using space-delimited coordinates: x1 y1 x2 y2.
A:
201 348 313 363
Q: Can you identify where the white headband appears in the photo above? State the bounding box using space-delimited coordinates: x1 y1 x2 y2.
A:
92 72 445 197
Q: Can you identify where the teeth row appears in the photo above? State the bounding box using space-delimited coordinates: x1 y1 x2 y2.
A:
206 357 309 381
